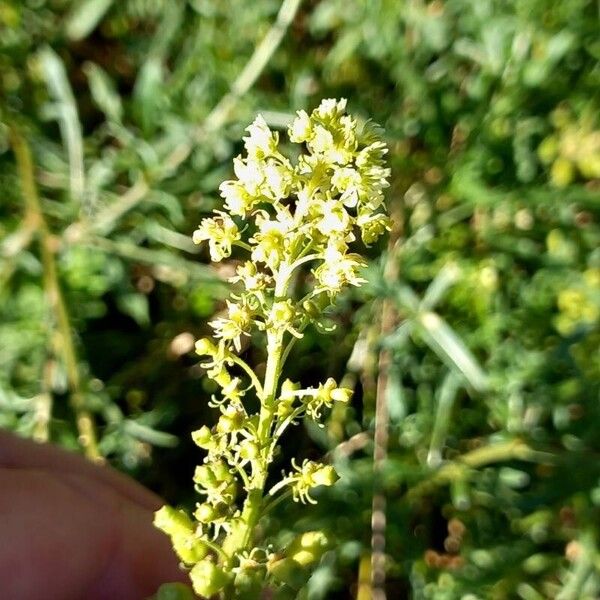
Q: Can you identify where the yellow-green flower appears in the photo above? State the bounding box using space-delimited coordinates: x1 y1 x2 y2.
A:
192 211 240 261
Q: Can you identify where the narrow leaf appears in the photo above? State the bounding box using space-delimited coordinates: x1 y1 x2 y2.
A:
417 311 489 393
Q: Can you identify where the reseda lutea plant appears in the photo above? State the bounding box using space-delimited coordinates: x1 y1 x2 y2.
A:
154 99 390 597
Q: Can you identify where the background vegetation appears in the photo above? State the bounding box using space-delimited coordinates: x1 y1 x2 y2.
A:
1 0 599 598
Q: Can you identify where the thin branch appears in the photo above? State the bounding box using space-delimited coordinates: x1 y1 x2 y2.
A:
370 236 402 600
271 405 305 442
325 431 371 461
199 537 230 562
280 334 300 368
0 209 38 288
262 487 292 516
228 355 265 398
9 125 102 462
32 359 54 443
39 47 86 209
405 439 553 502
233 240 253 253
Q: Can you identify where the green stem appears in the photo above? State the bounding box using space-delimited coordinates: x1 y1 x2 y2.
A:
9 125 102 462
221 253 297 559
222 329 285 559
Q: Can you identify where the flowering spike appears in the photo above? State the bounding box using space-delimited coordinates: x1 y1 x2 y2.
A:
156 99 389 594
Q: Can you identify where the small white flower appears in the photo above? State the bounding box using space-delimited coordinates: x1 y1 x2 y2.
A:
193 212 240 262
243 114 279 159
288 109 312 143
233 156 264 196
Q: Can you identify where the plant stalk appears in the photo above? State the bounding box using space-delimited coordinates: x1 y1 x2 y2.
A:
222 329 284 558
9 125 102 462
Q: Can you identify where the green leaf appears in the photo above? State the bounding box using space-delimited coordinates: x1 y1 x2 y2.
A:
38 47 85 206
84 62 123 123
122 419 178 447
64 0 115 41
116 293 150 327
416 311 489 393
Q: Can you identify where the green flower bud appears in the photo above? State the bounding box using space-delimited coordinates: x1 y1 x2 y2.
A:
311 464 339 487
276 397 294 419
239 439 260 461
271 300 295 326
194 502 227 523
195 337 217 356
267 557 299 588
154 506 194 537
537 135 558 164
280 379 300 400
317 378 337 403
221 481 238 504
233 566 265 597
191 425 213 449
302 299 321 320
216 405 245 433
193 464 217 488
190 559 231 597
268 531 331 586
172 533 209 564
551 157 574 187
211 459 233 483
579 155 600 179
330 387 353 403
286 531 330 567
216 416 234 433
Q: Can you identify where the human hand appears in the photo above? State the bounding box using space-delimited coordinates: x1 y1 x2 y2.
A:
0 430 186 600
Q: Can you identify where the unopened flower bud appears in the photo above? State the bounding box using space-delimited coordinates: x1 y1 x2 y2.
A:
271 300 295 326
194 502 227 523
153 506 194 537
172 534 209 564
311 464 339 487
302 299 321 319
190 559 231 597
211 460 233 483
191 425 213 449
195 337 217 356
217 405 245 434
193 464 217 488
239 439 260 461
330 387 352 403
280 379 300 400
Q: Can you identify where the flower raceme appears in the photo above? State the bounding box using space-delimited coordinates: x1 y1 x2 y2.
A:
154 99 390 598
193 97 390 272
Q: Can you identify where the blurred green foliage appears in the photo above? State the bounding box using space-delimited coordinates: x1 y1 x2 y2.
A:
1 0 599 598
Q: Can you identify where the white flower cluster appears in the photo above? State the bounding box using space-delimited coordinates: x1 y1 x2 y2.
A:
156 99 391 597
193 97 391 296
